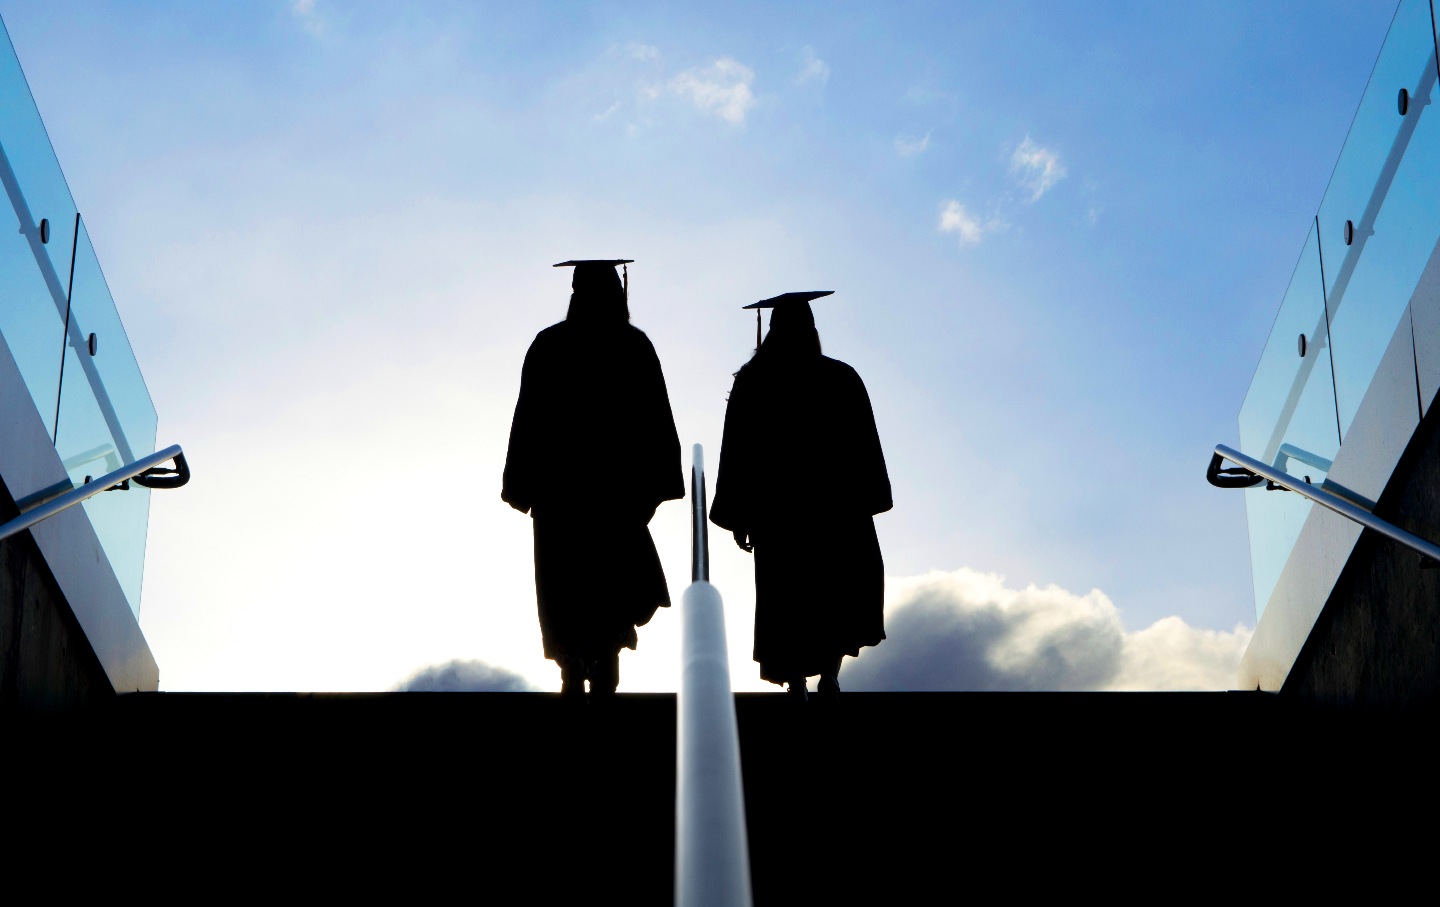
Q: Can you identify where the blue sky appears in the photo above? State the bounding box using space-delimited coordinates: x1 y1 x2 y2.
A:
0 0 1401 691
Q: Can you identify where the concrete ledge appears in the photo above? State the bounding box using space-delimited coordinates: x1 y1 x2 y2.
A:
1282 381 1440 709
0 482 113 709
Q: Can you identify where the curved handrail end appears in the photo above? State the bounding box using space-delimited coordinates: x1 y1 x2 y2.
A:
1207 448 1264 489
132 448 190 490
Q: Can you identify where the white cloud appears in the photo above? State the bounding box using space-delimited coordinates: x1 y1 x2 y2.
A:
594 102 621 121
291 0 324 36
668 58 756 124
396 659 538 692
938 200 981 242
1010 135 1066 202
895 132 931 157
938 200 998 244
841 569 1252 692
796 46 829 86
624 42 660 62
1082 178 1102 227
1108 617 1253 691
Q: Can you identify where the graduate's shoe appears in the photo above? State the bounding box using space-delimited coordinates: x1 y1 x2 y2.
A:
589 653 620 699
785 678 808 704
816 673 841 696
560 658 586 700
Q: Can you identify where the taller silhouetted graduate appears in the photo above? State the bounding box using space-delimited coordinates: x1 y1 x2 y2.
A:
502 259 683 698
710 291 891 700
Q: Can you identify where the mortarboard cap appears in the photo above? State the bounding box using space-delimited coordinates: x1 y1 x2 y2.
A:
743 290 833 347
741 290 833 309
554 259 633 302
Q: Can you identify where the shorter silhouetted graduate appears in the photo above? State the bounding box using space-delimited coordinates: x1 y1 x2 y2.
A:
710 291 891 700
502 259 683 698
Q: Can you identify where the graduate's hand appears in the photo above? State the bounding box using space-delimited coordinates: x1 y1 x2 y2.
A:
733 530 753 553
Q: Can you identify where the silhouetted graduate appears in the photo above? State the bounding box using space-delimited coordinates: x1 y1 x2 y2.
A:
502 260 683 697
710 291 891 700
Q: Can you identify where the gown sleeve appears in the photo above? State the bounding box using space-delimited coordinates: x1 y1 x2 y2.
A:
637 334 686 507
708 372 755 532
501 337 547 514
846 367 893 517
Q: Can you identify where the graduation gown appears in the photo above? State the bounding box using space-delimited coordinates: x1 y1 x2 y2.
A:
502 320 684 662
710 354 892 682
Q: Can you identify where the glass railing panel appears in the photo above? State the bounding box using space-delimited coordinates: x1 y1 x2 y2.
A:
0 21 78 301
54 220 157 615
1317 0 1439 436
64 219 157 463
0 214 64 439
1239 226 1340 618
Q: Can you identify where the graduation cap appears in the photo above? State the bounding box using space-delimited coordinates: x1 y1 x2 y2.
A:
554 259 634 301
743 291 834 348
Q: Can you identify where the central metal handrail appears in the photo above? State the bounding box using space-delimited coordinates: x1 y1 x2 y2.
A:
675 443 752 907
691 446 710 583
1208 443 1440 564
0 444 189 544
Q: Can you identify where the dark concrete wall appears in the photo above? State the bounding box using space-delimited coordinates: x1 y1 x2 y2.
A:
1285 387 1440 710
0 479 114 711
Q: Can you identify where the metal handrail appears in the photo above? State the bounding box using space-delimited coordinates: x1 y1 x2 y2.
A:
1208 443 1440 564
675 443 752 907
692 446 710 583
0 444 189 543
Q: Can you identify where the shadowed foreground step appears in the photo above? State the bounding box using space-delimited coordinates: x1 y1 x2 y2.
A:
16 691 1434 902
735 691 1436 903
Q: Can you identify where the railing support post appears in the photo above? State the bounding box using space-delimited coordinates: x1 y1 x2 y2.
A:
675 443 753 907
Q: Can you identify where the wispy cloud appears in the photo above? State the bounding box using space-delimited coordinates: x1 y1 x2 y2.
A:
894 132 931 157
795 46 830 86
939 201 983 243
842 569 1251 692
623 42 660 62
668 58 756 124
938 200 1006 245
1009 136 1066 203
903 82 955 108
1082 178 1102 227
291 0 324 36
